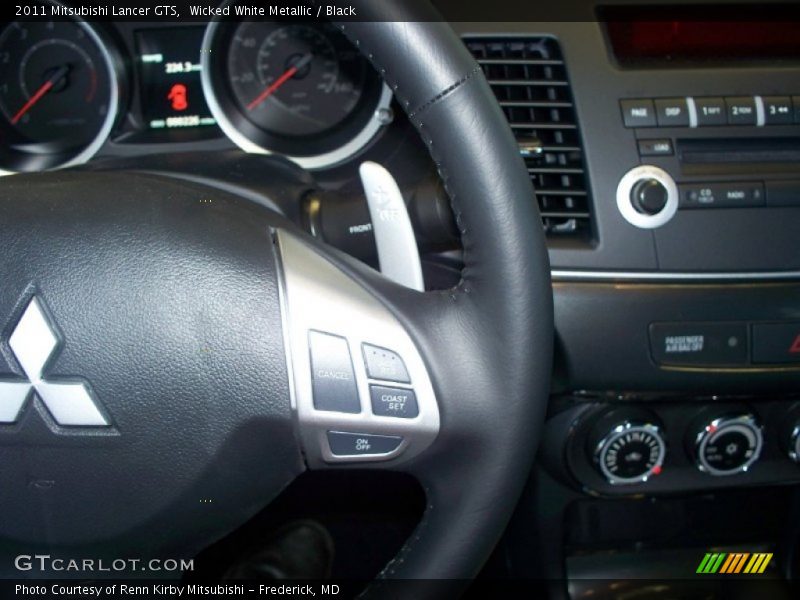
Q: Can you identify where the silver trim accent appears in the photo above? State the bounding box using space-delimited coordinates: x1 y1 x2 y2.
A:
695 414 763 477
550 269 800 282
616 165 679 229
788 425 800 463
755 95 766 127
686 96 698 128
0 17 119 176
274 230 439 466
595 422 666 485
0 296 108 427
359 161 424 291
200 20 392 171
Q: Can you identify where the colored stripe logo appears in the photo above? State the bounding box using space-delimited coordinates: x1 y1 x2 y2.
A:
697 552 773 574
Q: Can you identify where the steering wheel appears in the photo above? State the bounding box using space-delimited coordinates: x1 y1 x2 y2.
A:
0 0 553 593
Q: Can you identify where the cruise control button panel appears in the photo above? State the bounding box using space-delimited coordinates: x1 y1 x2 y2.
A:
327 431 403 457
370 385 419 418
308 331 360 414
276 230 440 468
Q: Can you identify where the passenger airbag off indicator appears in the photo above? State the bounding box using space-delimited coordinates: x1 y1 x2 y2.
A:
649 322 749 366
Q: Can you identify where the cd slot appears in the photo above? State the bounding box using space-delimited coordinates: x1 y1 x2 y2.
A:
679 137 800 165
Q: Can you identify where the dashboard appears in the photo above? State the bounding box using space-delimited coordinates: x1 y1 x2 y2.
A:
3 0 800 591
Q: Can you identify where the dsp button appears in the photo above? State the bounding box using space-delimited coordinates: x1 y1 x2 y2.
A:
308 331 360 414
327 431 402 457
751 322 800 364
655 98 690 127
370 385 419 418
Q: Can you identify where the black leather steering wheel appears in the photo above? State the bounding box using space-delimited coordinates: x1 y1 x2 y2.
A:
0 0 552 593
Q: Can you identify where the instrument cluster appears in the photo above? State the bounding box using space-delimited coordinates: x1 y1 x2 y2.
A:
0 6 391 173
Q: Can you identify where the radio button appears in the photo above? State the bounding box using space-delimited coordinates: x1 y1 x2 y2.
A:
694 97 727 126
655 98 690 127
620 99 657 128
725 96 757 125
679 182 765 209
763 96 793 125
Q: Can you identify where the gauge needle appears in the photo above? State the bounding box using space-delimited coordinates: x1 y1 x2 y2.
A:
246 53 313 111
11 65 70 125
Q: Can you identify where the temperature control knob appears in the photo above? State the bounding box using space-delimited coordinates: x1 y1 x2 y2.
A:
694 414 763 476
594 422 666 485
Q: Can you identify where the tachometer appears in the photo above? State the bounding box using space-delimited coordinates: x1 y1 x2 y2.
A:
0 18 119 173
201 19 391 169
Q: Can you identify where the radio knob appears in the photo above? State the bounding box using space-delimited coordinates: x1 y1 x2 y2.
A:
616 165 678 228
594 421 666 485
694 414 763 476
631 178 669 215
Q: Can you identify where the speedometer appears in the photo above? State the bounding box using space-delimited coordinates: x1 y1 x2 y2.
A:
201 19 391 169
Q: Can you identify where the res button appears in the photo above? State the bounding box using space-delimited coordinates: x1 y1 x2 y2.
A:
362 343 410 383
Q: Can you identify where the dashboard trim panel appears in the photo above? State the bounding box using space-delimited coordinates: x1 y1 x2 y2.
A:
551 269 800 282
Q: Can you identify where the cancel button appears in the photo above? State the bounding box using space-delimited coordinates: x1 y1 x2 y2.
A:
370 385 419 418
649 322 748 366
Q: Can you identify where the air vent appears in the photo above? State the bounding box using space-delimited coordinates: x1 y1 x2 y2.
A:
464 36 593 242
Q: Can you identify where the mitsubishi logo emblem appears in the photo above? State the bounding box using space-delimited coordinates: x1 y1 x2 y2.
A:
0 296 108 427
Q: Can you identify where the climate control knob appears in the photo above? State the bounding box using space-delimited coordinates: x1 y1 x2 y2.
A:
694 414 763 476
594 422 666 485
